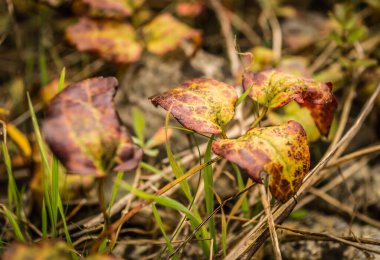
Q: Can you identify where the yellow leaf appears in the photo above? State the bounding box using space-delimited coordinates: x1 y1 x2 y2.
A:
6 123 31 157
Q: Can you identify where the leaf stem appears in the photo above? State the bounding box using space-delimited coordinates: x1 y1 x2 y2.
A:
251 106 268 128
97 177 109 227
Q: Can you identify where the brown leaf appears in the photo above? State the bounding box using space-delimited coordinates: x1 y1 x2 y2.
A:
150 78 237 134
243 70 337 136
3 240 71 260
65 18 143 63
42 77 141 177
212 120 310 203
143 13 201 55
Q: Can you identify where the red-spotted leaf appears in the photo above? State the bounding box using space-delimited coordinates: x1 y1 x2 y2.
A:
65 18 143 63
150 78 237 134
212 120 310 203
77 0 145 18
242 69 337 136
42 77 141 177
142 13 202 55
3 240 71 260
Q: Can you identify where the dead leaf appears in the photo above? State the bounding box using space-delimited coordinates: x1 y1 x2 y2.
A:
243 69 337 136
65 18 143 63
143 13 201 55
2 240 71 260
212 120 310 203
150 78 237 134
42 77 141 177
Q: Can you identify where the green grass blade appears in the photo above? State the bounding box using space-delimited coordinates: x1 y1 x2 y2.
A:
58 67 65 92
120 181 209 255
235 83 254 107
1 206 25 242
108 171 124 212
51 157 59 236
57 196 78 260
164 110 192 201
39 47 48 86
231 163 250 218
27 94 55 234
203 136 216 251
140 162 172 181
41 199 47 239
152 204 176 259
132 107 145 145
1 142 21 217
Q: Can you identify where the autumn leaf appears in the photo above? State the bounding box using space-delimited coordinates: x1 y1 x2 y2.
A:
212 120 310 203
242 69 337 136
3 240 72 260
65 18 143 63
143 13 201 55
76 0 145 18
150 78 237 134
42 77 141 177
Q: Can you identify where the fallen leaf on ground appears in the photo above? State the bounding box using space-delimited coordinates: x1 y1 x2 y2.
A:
66 18 143 63
212 120 310 202
2 240 71 260
150 78 237 134
143 13 201 55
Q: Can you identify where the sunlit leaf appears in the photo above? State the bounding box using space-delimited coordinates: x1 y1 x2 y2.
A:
2 240 72 260
76 0 145 18
150 78 237 134
212 120 310 203
66 18 143 63
42 77 141 176
143 13 201 55
243 70 337 136
268 101 320 142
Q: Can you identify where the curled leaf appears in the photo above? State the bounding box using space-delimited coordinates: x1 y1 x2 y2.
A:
212 120 310 203
150 78 237 134
143 13 201 55
65 18 143 63
42 77 141 177
243 69 337 136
